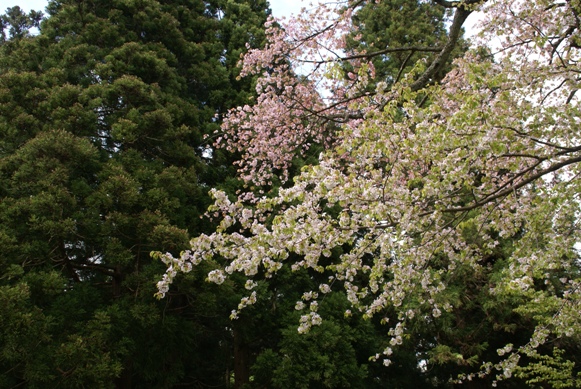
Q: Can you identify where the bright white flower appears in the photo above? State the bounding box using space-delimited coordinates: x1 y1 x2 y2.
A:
207 270 226 285
310 301 318 311
245 280 258 290
302 291 318 301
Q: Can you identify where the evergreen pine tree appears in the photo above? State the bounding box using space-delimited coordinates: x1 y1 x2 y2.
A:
0 1 268 387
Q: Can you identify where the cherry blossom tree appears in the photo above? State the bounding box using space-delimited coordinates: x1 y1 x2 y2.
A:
157 0 581 385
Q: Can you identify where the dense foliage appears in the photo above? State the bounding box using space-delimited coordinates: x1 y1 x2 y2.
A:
0 0 269 387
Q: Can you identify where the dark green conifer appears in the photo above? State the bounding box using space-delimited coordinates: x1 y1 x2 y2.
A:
0 1 268 387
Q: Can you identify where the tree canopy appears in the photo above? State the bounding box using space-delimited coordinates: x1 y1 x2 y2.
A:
0 0 270 387
157 0 581 386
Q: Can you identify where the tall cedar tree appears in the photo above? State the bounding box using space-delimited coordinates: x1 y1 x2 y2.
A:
0 1 268 388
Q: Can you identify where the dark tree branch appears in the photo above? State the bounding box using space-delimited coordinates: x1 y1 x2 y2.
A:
340 46 443 61
410 6 473 91
440 153 581 213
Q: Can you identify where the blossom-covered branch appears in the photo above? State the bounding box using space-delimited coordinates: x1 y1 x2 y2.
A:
214 0 481 185
158 0 581 385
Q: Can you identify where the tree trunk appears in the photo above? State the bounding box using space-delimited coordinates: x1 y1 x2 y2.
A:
233 327 250 389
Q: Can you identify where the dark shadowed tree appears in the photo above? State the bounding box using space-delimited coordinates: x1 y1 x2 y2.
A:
0 1 268 387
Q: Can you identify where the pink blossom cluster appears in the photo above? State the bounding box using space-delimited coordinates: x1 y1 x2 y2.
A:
215 4 376 185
